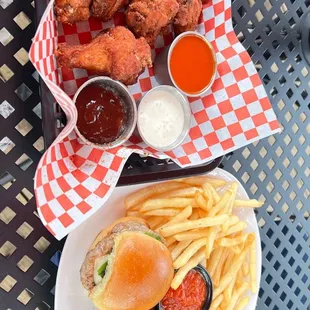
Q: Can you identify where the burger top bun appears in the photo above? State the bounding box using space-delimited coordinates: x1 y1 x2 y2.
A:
89 231 174 310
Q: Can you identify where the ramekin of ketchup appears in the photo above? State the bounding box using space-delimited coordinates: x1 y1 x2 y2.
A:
157 265 213 310
73 77 137 150
168 32 217 97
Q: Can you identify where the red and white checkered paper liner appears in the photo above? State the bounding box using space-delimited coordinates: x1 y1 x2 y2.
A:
29 0 280 240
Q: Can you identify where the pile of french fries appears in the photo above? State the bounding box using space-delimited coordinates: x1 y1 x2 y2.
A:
125 176 263 310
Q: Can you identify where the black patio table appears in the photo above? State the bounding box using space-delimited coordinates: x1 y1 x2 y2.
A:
0 0 309 309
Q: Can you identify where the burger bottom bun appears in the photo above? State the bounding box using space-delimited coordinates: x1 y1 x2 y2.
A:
89 231 174 310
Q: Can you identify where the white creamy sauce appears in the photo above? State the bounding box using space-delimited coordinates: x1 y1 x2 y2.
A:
138 89 185 149
93 255 108 285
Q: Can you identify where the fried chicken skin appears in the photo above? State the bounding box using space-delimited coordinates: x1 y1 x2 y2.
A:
55 26 152 85
55 0 92 24
91 0 129 21
173 0 202 35
125 0 180 45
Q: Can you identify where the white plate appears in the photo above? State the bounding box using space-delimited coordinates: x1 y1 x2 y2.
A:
55 168 262 310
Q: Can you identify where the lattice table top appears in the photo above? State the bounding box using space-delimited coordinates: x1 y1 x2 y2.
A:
0 0 309 309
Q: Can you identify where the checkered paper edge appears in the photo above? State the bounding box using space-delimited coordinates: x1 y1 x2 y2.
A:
29 0 281 240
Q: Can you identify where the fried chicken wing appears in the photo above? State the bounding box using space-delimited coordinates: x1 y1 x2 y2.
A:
55 0 92 24
125 0 180 45
91 0 129 21
55 26 152 85
173 0 202 35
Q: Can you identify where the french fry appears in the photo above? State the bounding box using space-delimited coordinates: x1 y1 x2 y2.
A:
217 234 249 247
143 208 180 217
208 183 220 203
208 190 232 217
213 234 254 298
212 248 230 286
175 228 209 241
197 208 206 218
234 199 264 208
199 259 207 268
222 252 235 276
189 209 199 220
165 236 176 247
230 245 242 255
235 269 243 289
235 296 250 310
207 247 224 277
206 226 219 258
140 198 195 212
159 206 192 230
176 176 226 187
221 215 240 235
161 214 229 237
202 183 214 210
153 218 170 231
221 218 231 235
210 294 224 310
226 282 250 310
223 275 236 304
171 247 206 289
250 237 257 293
242 260 249 277
228 215 240 226
147 216 166 229
168 242 177 252
159 187 202 198
173 238 206 269
170 240 192 261
195 190 209 211
217 184 237 218
125 182 188 209
224 221 247 237
226 183 238 214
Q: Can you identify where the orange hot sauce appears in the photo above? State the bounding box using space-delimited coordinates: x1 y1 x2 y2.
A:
169 35 216 95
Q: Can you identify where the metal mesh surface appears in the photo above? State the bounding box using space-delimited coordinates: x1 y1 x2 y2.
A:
0 0 309 309
0 1 63 309
221 0 310 309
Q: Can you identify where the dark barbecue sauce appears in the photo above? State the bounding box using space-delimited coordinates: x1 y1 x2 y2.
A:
76 84 125 144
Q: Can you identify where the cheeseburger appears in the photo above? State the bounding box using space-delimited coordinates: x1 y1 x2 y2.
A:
80 217 174 310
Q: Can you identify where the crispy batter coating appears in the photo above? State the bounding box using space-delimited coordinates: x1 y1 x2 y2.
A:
91 0 129 21
173 0 202 35
55 26 152 85
55 0 92 24
125 0 180 45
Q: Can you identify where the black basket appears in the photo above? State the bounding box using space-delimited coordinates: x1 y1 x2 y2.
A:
34 0 222 185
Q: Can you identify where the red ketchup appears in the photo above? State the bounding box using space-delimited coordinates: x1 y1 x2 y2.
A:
76 84 124 144
161 270 207 310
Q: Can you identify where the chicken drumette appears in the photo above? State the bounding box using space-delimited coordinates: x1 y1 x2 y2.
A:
55 26 152 85
55 0 92 24
125 0 180 45
173 0 202 35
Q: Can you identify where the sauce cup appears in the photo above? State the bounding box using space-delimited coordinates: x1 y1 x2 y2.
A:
156 264 213 310
155 31 217 98
137 85 191 152
73 76 137 150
